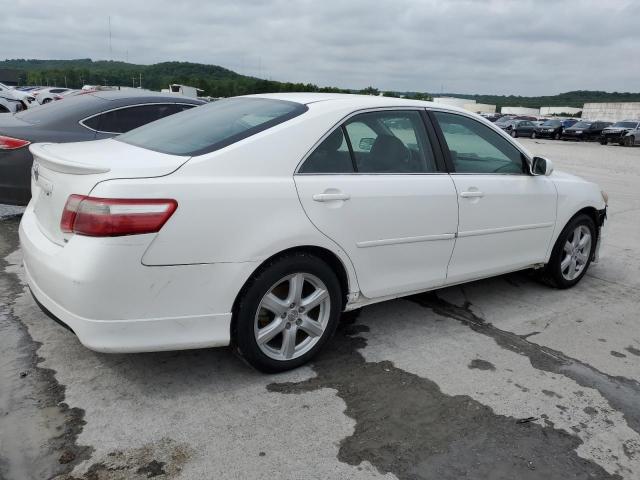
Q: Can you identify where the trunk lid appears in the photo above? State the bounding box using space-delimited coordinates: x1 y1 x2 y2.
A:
30 138 189 245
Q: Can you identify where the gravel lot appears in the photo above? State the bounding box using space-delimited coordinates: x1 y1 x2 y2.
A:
1 139 639 480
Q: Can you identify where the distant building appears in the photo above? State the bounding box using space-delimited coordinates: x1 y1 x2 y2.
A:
581 102 640 122
501 106 540 116
464 103 496 114
0 69 21 86
540 106 582 116
433 97 474 108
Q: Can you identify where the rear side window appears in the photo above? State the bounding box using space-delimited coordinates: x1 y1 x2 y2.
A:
299 110 437 174
117 98 308 156
89 104 183 134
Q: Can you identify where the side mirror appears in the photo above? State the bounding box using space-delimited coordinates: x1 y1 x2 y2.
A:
532 156 553 176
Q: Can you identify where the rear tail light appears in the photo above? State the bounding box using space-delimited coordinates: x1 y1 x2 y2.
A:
61 195 177 237
0 135 31 150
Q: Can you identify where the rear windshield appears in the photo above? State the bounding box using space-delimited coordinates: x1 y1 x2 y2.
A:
116 97 308 156
572 122 591 128
611 121 638 128
14 94 105 125
541 120 561 127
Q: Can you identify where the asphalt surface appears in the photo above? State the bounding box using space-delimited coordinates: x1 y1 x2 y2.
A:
1 138 639 480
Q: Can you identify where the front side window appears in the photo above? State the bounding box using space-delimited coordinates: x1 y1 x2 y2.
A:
300 110 437 174
433 111 526 174
117 98 307 156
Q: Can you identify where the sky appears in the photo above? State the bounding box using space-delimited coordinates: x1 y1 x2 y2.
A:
2 0 639 96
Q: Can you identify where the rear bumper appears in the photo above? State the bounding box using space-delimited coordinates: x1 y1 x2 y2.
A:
19 205 257 353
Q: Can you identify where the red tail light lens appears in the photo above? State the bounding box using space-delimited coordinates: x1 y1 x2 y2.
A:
0 135 31 150
61 195 178 237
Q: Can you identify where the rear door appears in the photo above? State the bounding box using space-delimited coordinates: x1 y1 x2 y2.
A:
295 109 458 299
430 110 557 284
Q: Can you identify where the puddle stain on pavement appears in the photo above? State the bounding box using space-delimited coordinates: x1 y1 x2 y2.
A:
268 312 620 480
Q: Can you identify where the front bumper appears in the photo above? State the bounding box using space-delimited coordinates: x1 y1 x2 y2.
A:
535 130 559 138
19 205 257 353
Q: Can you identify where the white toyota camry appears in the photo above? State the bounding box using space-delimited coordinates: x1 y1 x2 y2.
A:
19 93 607 372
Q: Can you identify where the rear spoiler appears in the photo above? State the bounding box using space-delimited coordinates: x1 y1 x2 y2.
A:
29 143 111 175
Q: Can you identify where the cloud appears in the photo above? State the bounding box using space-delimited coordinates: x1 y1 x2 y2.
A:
2 0 639 95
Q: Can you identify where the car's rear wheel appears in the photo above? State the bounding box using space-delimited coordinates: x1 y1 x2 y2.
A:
554 132 561 140
542 214 596 289
234 253 342 372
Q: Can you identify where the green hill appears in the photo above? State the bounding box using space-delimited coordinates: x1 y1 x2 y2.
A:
2 59 639 107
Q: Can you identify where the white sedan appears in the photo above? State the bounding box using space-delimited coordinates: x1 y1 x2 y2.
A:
19 93 607 372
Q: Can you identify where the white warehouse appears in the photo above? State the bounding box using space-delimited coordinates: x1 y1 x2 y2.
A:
540 106 582 116
501 106 540 116
581 103 640 122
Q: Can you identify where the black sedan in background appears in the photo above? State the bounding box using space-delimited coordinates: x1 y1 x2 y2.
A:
534 119 579 139
562 121 612 141
0 91 205 205
498 119 537 138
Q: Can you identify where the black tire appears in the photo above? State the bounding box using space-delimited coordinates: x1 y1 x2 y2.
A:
541 214 596 289
531 131 536 139
625 136 635 147
234 252 342 373
510 129 517 138
554 132 561 140
600 138 607 145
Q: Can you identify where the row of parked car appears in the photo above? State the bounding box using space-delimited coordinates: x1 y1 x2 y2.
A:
0 83 86 112
491 115 640 147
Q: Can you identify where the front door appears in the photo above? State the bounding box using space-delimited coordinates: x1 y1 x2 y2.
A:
295 109 459 299
430 110 557 284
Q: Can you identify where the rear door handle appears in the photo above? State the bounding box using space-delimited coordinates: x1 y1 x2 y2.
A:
313 193 351 202
460 191 484 198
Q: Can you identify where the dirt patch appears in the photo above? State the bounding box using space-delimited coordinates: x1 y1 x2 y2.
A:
268 312 619 480
58 438 192 480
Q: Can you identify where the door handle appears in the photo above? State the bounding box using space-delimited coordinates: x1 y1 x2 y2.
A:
460 191 484 198
313 193 351 202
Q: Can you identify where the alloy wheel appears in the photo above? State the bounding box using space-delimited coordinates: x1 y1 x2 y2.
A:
560 225 592 281
254 273 331 361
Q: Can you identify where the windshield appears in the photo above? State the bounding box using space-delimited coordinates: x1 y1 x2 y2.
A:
495 117 512 126
611 122 638 128
117 97 308 156
572 122 591 129
541 120 561 127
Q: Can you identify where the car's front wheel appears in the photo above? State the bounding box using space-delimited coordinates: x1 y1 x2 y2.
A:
511 130 517 138
542 214 596 289
625 136 635 147
234 253 342 372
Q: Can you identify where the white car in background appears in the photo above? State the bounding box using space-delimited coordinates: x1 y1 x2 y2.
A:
0 82 35 112
33 87 72 104
19 93 608 372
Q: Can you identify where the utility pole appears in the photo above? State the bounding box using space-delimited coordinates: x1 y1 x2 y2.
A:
108 16 112 60
139 73 142 89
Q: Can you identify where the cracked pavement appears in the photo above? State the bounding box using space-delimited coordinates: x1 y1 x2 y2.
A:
1 138 639 479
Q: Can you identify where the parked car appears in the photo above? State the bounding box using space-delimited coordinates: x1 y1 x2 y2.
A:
33 87 73 104
19 93 608 372
0 83 31 112
0 91 204 205
562 121 612 141
498 119 537 138
0 82 36 107
534 119 579 139
600 120 640 146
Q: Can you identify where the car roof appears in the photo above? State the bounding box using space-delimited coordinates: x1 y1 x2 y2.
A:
246 92 468 115
90 89 205 103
